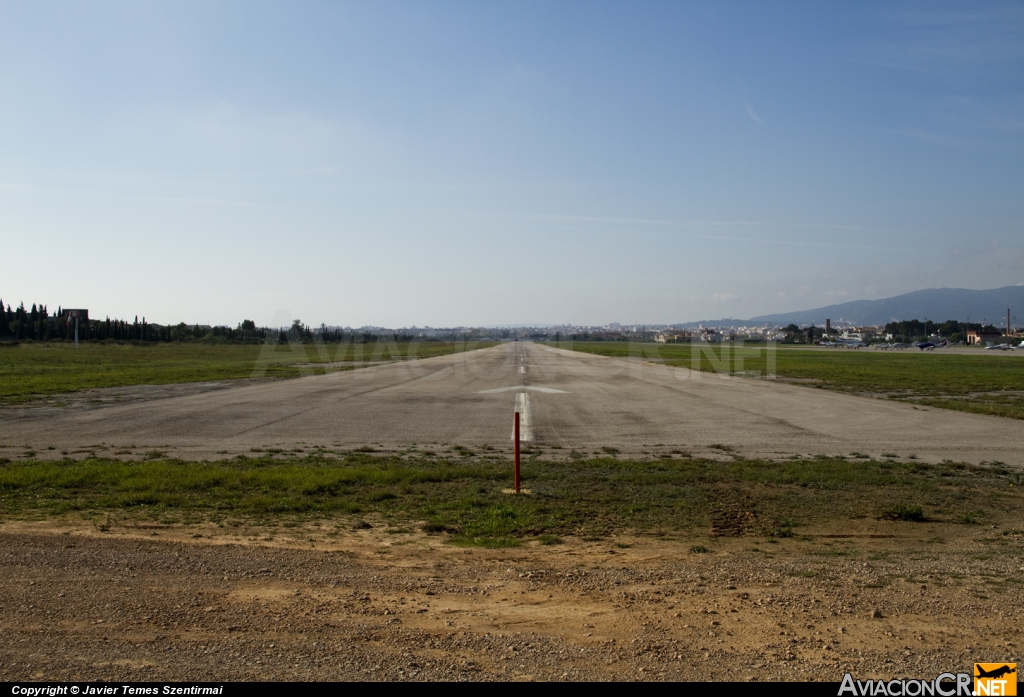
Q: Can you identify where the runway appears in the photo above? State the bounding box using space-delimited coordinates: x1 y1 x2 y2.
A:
3 342 1024 465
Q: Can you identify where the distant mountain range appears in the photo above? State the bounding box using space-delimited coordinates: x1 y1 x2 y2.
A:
692 285 1024 328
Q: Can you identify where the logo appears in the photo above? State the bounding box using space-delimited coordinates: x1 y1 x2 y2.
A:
975 663 1017 696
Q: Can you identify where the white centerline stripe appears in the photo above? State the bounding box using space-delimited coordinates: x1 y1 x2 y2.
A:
513 391 534 442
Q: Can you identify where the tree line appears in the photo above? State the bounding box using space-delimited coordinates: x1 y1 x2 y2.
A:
0 300 455 345
0 300 273 343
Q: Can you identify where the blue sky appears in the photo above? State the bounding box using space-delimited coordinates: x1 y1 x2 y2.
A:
1 1 1022 326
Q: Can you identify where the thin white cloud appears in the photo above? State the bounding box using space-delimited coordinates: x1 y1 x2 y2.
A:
709 293 740 303
469 210 938 238
533 220 926 254
180 103 343 154
737 78 764 124
0 181 259 208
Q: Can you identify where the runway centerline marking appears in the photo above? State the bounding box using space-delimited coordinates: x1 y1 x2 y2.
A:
514 391 534 442
476 386 570 394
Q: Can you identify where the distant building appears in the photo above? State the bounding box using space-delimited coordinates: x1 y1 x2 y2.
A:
967 330 1002 345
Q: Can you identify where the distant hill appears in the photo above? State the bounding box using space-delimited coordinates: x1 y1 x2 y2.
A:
693 286 1024 328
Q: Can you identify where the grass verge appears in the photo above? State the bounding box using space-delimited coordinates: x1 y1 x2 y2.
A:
912 395 1024 420
0 341 495 403
0 454 1019 546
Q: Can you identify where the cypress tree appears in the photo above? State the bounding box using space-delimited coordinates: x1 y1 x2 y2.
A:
15 302 25 340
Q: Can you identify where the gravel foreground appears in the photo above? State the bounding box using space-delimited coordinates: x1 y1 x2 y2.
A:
0 522 1021 682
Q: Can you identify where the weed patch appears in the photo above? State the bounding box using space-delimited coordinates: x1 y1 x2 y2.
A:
882 504 925 522
0 454 1018 540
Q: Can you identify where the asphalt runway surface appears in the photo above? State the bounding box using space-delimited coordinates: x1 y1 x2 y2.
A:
4 342 1024 465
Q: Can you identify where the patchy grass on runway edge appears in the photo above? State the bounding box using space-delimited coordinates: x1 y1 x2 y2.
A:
912 395 1024 420
0 454 1019 546
551 341 1024 419
0 341 495 403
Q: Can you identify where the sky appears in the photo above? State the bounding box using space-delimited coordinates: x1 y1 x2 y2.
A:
1 1 1022 327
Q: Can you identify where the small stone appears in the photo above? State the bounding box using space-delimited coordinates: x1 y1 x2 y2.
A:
871 608 884 618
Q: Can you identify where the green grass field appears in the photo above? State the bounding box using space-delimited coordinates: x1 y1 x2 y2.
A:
0 341 493 403
551 341 1024 420
0 453 1018 546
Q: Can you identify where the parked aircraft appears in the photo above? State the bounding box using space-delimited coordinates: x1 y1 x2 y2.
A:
916 340 947 351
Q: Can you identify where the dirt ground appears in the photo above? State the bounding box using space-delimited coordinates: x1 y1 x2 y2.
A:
1 518 1021 682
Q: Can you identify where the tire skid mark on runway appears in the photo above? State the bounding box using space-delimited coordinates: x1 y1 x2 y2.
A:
538 343 967 445
646 372 874 436
531 346 789 440
626 370 821 437
327 344 513 397
230 356 495 437
230 345 519 437
535 344 820 437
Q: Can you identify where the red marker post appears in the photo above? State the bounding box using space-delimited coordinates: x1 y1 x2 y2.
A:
513 411 521 493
